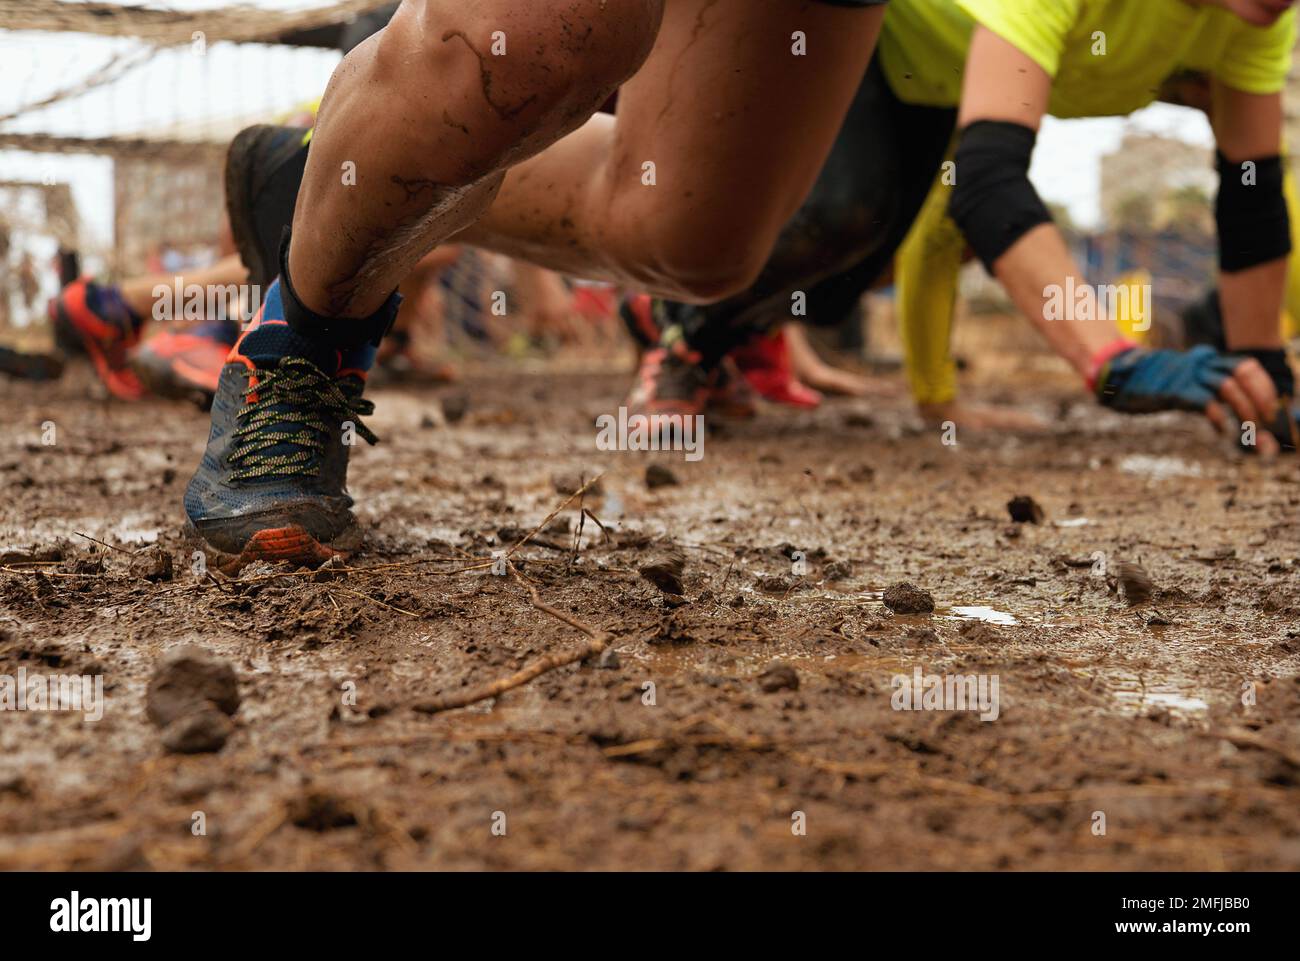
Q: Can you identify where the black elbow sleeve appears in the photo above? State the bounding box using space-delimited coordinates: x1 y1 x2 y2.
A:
948 120 1053 271
1215 151 1291 272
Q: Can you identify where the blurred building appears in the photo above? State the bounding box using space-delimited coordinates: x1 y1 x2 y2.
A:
1099 132 1214 234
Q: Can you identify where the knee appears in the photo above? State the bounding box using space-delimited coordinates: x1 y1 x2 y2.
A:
399 0 661 123
629 219 772 303
626 188 893 305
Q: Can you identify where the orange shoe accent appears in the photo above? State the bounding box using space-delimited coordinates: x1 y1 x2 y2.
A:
219 525 345 574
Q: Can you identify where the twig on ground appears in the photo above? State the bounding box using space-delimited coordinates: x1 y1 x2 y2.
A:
331 585 420 618
74 531 142 556
411 562 610 715
506 472 604 558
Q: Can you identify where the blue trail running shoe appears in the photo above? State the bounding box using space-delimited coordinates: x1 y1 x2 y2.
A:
183 278 386 573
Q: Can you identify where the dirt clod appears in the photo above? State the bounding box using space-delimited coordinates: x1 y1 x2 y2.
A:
160 707 233 754
883 582 935 614
128 546 173 582
639 548 686 597
958 621 1002 644
1113 561 1154 605
440 393 469 423
823 559 852 581
905 626 940 646
552 473 603 497
145 645 241 728
1007 495 1044 524
758 663 799 693
645 464 678 489
313 555 347 582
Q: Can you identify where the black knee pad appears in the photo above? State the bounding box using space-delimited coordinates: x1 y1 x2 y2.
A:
949 120 1052 271
1216 152 1291 272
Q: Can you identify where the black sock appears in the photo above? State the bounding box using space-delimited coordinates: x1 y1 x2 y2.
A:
278 229 400 349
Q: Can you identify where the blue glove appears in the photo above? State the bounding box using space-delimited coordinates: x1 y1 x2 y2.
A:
1095 346 1241 414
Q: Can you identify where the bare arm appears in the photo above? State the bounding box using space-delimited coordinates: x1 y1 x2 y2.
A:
957 28 1115 378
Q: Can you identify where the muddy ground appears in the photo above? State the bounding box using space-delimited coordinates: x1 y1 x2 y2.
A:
1 318 1298 871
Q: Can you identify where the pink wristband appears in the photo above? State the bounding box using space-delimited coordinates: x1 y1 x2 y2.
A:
1085 337 1139 393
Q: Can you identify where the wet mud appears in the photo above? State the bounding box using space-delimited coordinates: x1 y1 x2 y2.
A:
1 342 1298 870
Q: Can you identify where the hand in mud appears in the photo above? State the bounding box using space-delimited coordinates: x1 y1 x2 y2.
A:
1096 346 1281 455
918 400 1049 432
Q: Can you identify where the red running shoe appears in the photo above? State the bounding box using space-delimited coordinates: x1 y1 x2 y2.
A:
50 278 145 399
730 328 823 409
131 319 241 405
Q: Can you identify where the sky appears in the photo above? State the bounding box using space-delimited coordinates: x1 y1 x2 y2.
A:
0 2 1218 266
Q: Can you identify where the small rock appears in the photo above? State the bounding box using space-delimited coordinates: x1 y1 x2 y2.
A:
645 464 678 489
146 645 241 728
958 621 1001 644
756 574 797 594
823 559 853 582
1007 495 1044 524
847 464 875 483
596 648 621 670
905 626 940 646
440 393 469 424
0 545 64 565
882 582 934 614
313 555 347 582
0 773 30 797
289 791 359 831
758 663 799 693
128 546 172 582
160 708 233 754
1113 561 1153 605
552 472 603 497
639 548 686 596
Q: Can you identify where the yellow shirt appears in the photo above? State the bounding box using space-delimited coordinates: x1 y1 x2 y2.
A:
879 0 1296 118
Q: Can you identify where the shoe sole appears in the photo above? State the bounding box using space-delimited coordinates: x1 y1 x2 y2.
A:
186 519 363 576
130 350 216 409
225 126 277 291
226 124 309 290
